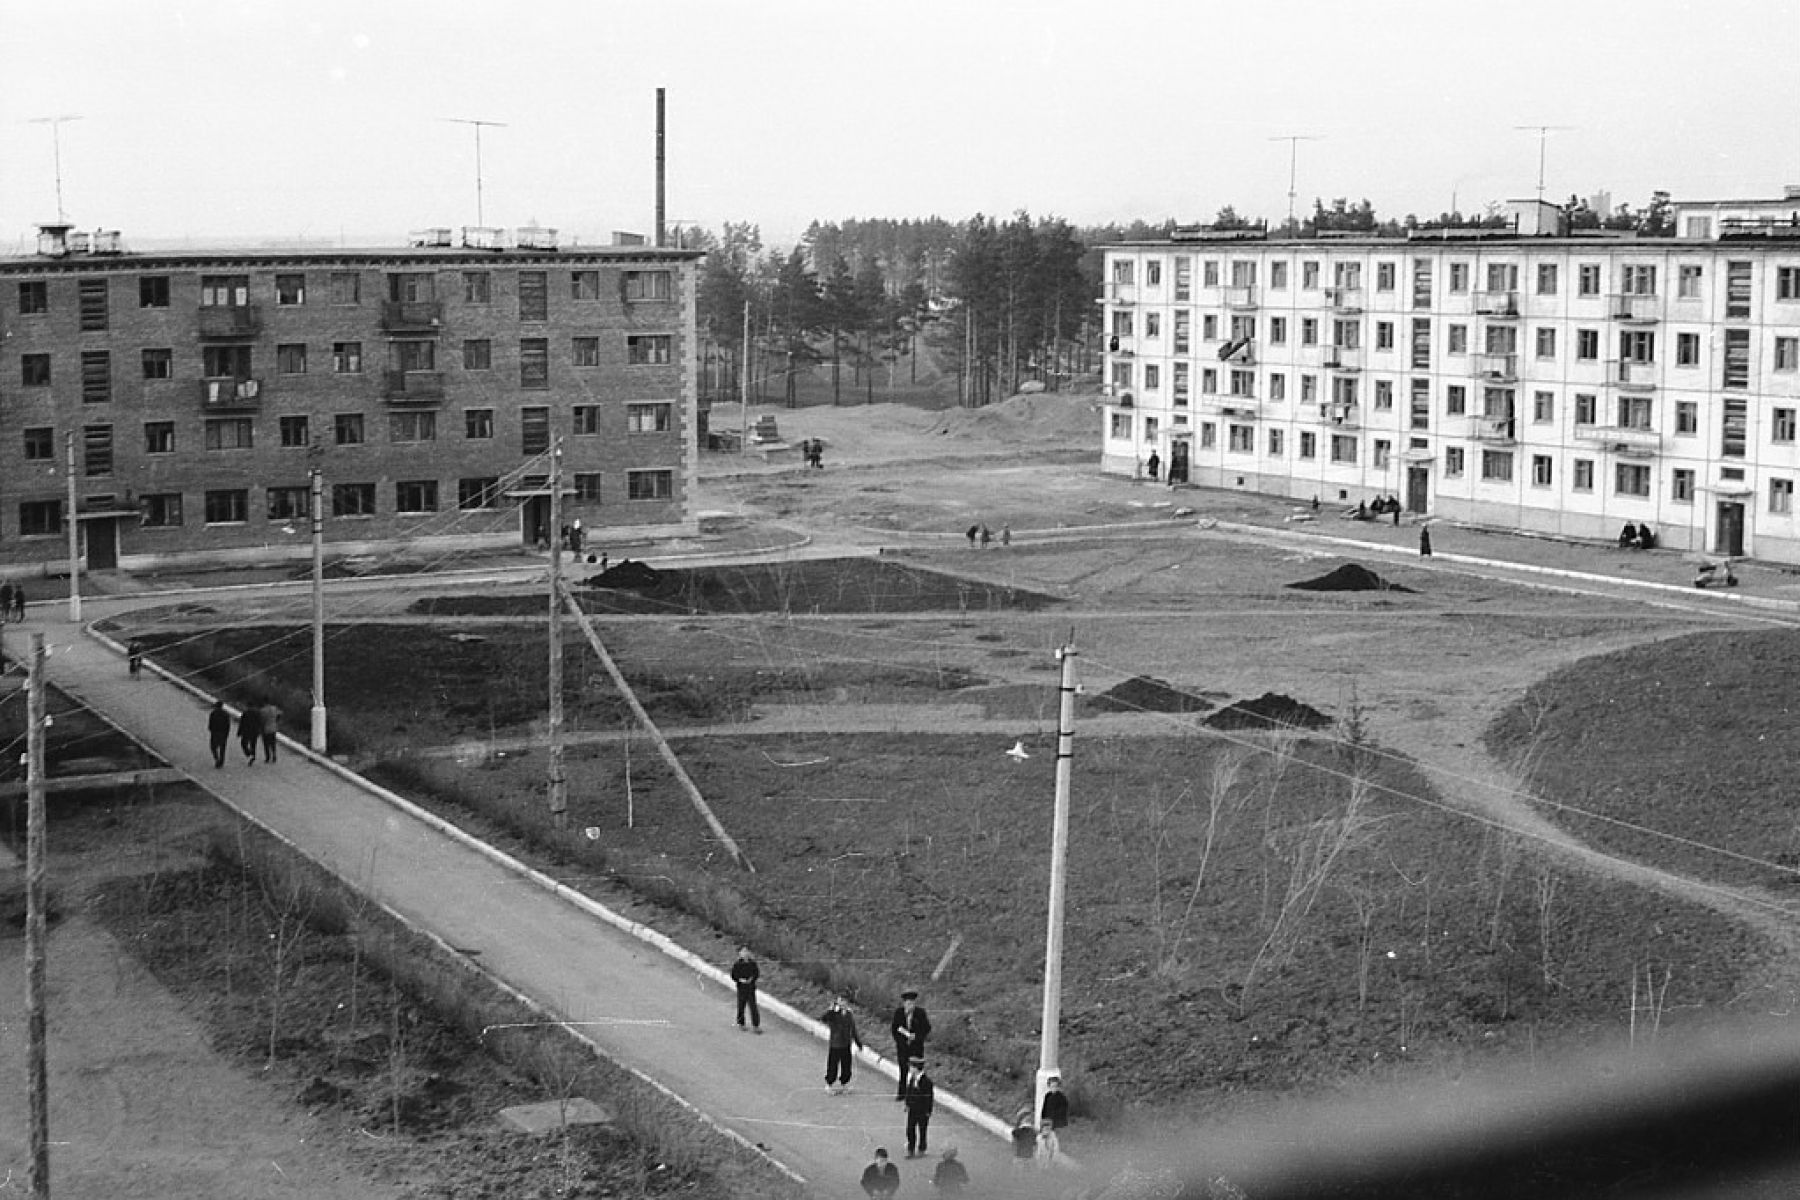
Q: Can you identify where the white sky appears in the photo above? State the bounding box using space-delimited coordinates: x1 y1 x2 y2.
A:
3 0 1796 252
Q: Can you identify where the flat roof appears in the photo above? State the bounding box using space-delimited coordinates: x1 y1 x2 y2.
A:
0 242 705 270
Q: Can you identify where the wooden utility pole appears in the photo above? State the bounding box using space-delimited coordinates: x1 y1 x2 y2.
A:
64 431 80 622
547 439 568 829
1035 643 1078 1127
27 632 51 1198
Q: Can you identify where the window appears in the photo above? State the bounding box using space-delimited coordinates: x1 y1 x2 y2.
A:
1676 332 1701 367
1300 318 1318 346
23 427 53 460
1723 328 1751 389
1333 320 1360 350
1268 373 1287 401
626 402 671 434
520 338 550 388
627 469 674 501
329 272 361 305
1172 310 1191 354
200 275 249 307
1578 264 1601 297
1145 312 1161 340
1536 263 1558 295
142 348 173 380
1532 391 1554 422
388 271 436 303
1446 384 1467 416
1112 260 1134 285
1200 313 1216 341
1447 325 1467 354
334 413 365 445
1615 463 1651 497
1268 316 1287 345
275 273 306 305
1301 261 1319 289
1678 265 1703 299
1576 329 1600 361
1574 393 1597 425
572 336 601 367
144 421 175 454
1268 428 1284 456
1172 362 1189 406
573 405 601 435
1410 378 1431 430
1484 263 1518 293
1109 412 1131 439
83 424 113 475
1675 401 1698 434
202 344 252 379
1534 327 1557 359
1573 459 1594 491
19 280 49 313
1672 469 1695 502
571 270 602 300
627 335 672 365
1777 267 1800 301
1375 321 1394 351
204 418 254 450
463 271 492 304
78 279 108 330
1330 434 1358 464
1299 374 1315 402
130 276 167 309
1444 446 1464 477
1372 439 1391 469
624 270 673 301
1146 261 1163 286
1298 431 1316 459
1481 450 1514 482
1202 260 1219 287
521 406 550 454
1269 262 1288 289
574 473 602 501
1772 478 1795 514
266 417 307 451
277 343 307 374
332 483 376 517
1775 408 1797 443
1144 364 1161 392
465 408 494 439
22 354 51 386
1619 330 1656 364
203 489 249 524
267 486 309 521
1448 262 1469 293
333 342 363 373
1376 262 1396 292
81 351 111 403
389 411 437 442
1229 425 1254 453
518 270 548 321
458 478 501 510
1172 257 1192 301
1532 455 1553 487
139 493 182 527
1484 325 1517 356
1776 337 1800 372
395 480 438 513
1727 262 1753 318
1620 265 1658 296
1229 368 1255 398
18 500 62 537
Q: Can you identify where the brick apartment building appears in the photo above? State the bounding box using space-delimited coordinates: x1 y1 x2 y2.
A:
1100 191 1800 565
0 224 702 573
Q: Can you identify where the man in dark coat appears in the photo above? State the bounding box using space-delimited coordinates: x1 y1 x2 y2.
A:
237 705 262 766
730 947 761 1032
1040 1073 1070 1130
891 990 931 1099
903 1061 935 1158
207 701 232 769
860 1148 899 1198
821 995 863 1093
931 1147 969 1194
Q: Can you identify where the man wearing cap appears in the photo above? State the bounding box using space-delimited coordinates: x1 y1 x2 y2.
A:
860 1148 900 1198
903 1060 936 1158
890 990 932 1100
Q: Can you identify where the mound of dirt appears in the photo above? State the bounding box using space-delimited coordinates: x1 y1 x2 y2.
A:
1205 692 1332 731
1286 563 1413 593
586 559 661 590
925 391 1101 444
1086 675 1214 714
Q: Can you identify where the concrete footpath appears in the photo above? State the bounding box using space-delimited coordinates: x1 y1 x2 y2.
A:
9 592 1025 1200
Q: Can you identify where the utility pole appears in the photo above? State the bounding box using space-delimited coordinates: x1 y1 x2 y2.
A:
442 117 507 226
740 300 752 456
26 632 50 1199
309 461 327 752
64 430 80 622
547 439 567 829
29 114 82 224
1035 642 1078 1126
1515 125 1574 202
1268 134 1320 230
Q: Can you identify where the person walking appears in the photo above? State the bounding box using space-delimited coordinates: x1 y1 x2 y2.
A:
0 582 12 625
965 524 979 548
237 705 263 766
260 700 282 763
1040 1074 1069 1131
1010 1109 1037 1171
11 582 25 621
860 1148 899 1198
821 995 863 1093
903 1060 935 1158
127 639 144 679
931 1147 969 1195
891 990 931 1100
207 701 232 769
730 947 762 1032
1419 526 1433 558
1034 1120 1061 1170
999 524 1012 548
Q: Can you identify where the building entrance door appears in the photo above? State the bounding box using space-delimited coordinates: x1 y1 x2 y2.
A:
1168 440 1190 484
85 517 118 570
1715 501 1745 556
522 497 551 548
1405 466 1430 514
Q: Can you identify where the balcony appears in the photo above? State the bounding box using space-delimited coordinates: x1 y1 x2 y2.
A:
381 300 445 333
1609 359 1658 391
1216 336 1256 364
1470 352 1518 382
1473 290 1519 317
1102 385 1134 407
383 370 446 402
1323 344 1363 371
1324 286 1364 313
1224 285 1259 310
1609 292 1660 323
197 304 262 338
200 376 263 409
1319 401 1361 429
1108 335 1136 357
1468 415 1517 444
1105 281 1136 305
1574 424 1661 456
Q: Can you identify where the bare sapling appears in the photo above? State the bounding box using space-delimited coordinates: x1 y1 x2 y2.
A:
1162 749 1249 973
261 874 316 1070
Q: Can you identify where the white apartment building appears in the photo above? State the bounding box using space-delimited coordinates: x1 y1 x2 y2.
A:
1099 192 1800 564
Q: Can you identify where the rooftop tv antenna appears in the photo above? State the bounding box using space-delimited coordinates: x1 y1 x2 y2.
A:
1268 134 1320 227
442 116 508 226
28 114 83 223
1515 125 1574 201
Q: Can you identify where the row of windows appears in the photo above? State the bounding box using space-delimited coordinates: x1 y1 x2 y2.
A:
13 334 676 392
1113 257 1800 306
21 402 675 470
12 269 674 327
10 470 677 536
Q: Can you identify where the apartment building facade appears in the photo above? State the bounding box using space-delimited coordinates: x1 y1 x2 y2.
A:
1100 194 1800 565
0 225 702 572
